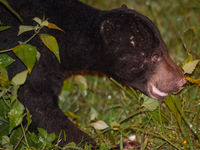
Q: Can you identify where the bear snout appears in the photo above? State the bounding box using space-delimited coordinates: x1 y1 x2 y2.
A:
176 77 187 88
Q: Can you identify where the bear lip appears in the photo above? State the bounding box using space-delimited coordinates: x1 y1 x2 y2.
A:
148 83 168 100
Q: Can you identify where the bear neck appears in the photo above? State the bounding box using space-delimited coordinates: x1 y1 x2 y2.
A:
57 1 108 74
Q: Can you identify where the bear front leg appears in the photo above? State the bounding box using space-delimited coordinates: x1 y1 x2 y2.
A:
16 52 96 147
18 82 96 147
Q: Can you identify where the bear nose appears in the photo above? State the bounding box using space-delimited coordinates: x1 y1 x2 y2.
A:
177 77 187 88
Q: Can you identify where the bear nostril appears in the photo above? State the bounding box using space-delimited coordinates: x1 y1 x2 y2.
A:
177 77 187 88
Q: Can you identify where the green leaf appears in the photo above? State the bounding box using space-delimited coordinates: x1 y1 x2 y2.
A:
11 70 28 85
111 121 120 130
182 54 193 67
8 100 25 133
0 54 15 68
0 26 11 31
10 84 20 103
1 136 10 145
0 119 9 138
142 95 159 111
0 0 23 22
18 25 35 36
47 133 56 143
37 128 56 147
33 17 48 27
33 17 42 25
26 109 32 128
13 44 37 73
38 128 48 139
40 34 60 63
182 59 199 74
0 65 8 84
9 127 23 148
31 133 40 144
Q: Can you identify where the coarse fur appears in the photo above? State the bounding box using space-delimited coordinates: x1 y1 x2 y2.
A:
0 0 186 147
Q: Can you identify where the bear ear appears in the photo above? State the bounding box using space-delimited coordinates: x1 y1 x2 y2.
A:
121 4 128 10
100 20 116 44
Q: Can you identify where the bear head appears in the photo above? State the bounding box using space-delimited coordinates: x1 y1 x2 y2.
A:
99 7 186 100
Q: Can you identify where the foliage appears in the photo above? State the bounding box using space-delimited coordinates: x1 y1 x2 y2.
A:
0 0 200 149
0 17 62 85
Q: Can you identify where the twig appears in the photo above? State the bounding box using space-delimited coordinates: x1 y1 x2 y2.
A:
14 124 29 150
0 48 13 53
0 25 43 54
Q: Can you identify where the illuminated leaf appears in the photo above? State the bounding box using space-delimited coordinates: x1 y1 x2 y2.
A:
0 26 11 31
182 54 193 67
0 54 15 68
33 17 42 25
1 136 10 145
48 22 64 32
33 17 64 32
11 70 28 85
13 44 37 73
18 25 35 36
182 59 199 74
142 95 159 111
91 120 109 130
33 17 48 27
40 33 60 62
8 100 24 133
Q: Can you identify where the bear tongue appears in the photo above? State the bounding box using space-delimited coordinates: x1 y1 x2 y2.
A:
151 84 168 97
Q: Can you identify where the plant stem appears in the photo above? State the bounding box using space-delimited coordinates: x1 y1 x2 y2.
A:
0 48 13 53
14 124 29 150
23 27 42 45
119 108 144 124
21 124 29 147
0 26 42 54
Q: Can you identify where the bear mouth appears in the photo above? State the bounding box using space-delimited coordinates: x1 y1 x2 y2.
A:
147 83 168 100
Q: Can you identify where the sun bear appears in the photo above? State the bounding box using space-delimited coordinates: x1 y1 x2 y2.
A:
0 0 186 148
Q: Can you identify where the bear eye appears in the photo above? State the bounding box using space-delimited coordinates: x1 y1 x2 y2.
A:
151 53 161 63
